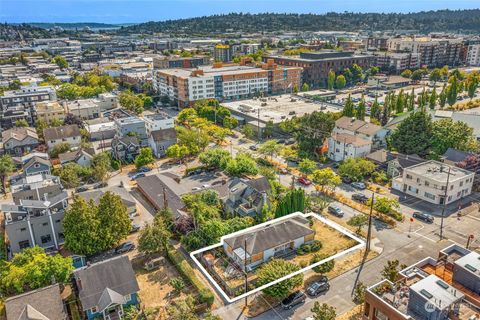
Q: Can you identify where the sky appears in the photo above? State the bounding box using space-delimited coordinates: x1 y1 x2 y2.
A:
1 0 480 24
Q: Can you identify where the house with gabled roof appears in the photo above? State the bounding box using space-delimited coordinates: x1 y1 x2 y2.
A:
1 127 39 156
43 124 81 150
23 155 52 176
224 176 271 217
73 255 140 320
5 284 67 320
223 216 315 271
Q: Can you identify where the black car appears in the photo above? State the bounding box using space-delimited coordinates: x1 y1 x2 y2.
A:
75 186 90 193
328 205 344 217
352 193 369 204
115 241 135 254
130 223 141 233
137 166 152 173
249 145 258 151
413 212 434 223
281 291 306 310
130 173 146 180
306 276 330 296
92 182 107 189
342 176 352 184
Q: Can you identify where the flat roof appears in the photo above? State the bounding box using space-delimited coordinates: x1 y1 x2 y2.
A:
223 94 341 124
455 251 480 277
405 160 474 182
410 274 464 310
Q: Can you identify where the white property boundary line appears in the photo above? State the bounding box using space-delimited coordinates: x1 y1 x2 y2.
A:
190 211 366 303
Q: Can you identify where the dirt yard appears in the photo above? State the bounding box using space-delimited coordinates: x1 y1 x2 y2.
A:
338 305 364 320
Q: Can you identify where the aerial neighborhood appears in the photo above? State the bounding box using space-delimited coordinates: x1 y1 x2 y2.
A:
1 8 480 320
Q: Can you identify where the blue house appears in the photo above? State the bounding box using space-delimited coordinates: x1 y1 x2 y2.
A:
73 255 140 320
23 156 51 176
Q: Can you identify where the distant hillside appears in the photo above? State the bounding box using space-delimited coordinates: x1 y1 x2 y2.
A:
119 10 480 34
28 22 119 30
0 23 52 41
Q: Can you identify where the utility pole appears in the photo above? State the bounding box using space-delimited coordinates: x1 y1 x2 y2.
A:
162 187 168 210
244 238 248 308
257 107 261 141
439 166 451 240
366 191 375 252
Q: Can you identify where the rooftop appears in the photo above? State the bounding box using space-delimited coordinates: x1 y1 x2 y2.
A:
405 160 474 182
455 251 480 277
410 274 463 311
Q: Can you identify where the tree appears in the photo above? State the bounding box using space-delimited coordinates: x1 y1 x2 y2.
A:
0 155 15 194
15 119 28 127
298 158 317 176
353 281 367 304
264 120 274 138
327 69 335 90
241 124 256 139
343 68 353 85
55 163 81 188
351 64 363 84
411 69 425 82
138 215 172 254
256 259 303 298
381 259 401 282
310 253 335 274
199 148 231 169
301 82 310 92
446 76 458 106
177 108 198 125
49 142 71 158
96 192 132 250
258 140 281 160
431 118 479 156
342 94 355 117
91 152 111 182
293 112 337 156
390 111 432 157
311 168 341 191
293 84 299 94
225 153 258 177
275 188 305 217
176 126 209 155
466 73 479 100
311 302 336 320
223 115 238 129
400 69 412 78
439 85 447 109
0 247 73 295
167 295 197 320
356 95 366 120
347 214 369 233
369 197 400 216
335 75 346 90
169 277 185 292
134 147 155 169
429 87 437 110
52 55 68 69
119 90 144 114
368 66 380 76
338 158 375 181
429 68 442 84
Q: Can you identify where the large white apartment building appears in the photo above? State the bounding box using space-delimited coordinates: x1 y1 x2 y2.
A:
467 43 480 66
392 161 474 205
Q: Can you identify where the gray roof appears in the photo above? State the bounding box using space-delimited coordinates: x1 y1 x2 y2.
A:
58 148 94 164
97 288 126 313
24 156 51 171
224 216 314 255
442 148 473 164
73 255 139 311
43 124 81 141
454 251 480 277
78 187 136 209
409 274 464 310
5 284 66 320
150 128 177 142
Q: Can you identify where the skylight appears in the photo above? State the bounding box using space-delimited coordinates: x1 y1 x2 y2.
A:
420 289 433 299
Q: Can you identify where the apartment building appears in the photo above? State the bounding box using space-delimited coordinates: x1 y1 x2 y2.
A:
327 117 388 162
392 160 474 205
0 85 57 129
154 61 301 107
1 174 68 254
387 36 464 67
467 43 480 66
65 93 119 119
364 244 480 320
266 51 373 88
214 44 233 62
152 55 209 69
35 101 66 123
373 52 421 71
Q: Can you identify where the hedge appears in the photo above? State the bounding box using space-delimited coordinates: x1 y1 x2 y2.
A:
166 246 214 306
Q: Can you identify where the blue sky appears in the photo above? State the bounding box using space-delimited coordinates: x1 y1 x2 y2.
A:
1 0 479 24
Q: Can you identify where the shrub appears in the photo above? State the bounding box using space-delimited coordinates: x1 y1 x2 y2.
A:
296 240 322 255
169 277 185 292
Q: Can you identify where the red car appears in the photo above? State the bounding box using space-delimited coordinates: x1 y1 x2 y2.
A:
297 177 312 186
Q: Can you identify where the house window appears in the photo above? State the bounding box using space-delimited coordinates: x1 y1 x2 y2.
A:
124 294 131 302
374 308 389 320
19 240 30 249
91 306 97 313
58 233 65 240
40 234 51 244
20 227 26 232
42 222 48 226
56 219 61 223
424 192 435 200
424 181 429 187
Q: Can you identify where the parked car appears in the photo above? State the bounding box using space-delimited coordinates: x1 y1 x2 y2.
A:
137 166 152 173
130 173 146 180
281 291 306 309
278 167 289 174
249 145 258 151
413 212 434 223
328 205 344 217
351 182 366 190
92 182 107 189
352 193 369 204
115 241 135 254
75 186 90 193
297 177 312 186
130 223 141 233
342 176 352 184
332 162 341 169
306 276 330 296
285 139 295 145
277 139 286 144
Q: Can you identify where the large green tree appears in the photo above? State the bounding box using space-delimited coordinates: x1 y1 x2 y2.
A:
0 154 15 194
134 147 155 169
311 302 336 320
138 215 172 254
431 119 479 156
390 111 432 157
327 69 335 90
335 75 346 89
342 95 355 117
256 259 304 298
338 158 375 181
311 168 341 191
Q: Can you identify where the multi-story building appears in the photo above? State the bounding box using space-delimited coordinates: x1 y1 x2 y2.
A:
387 36 464 67
114 117 149 147
214 44 233 62
1 127 39 156
373 52 421 71
43 124 82 149
1 174 68 254
392 160 474 205
366 36 389 51
154 61 302 107
363 244 480 320
35 101 66 123
265 51 373 88
0 85 57 129
153 56 209 69
466 42 480 66
328 117 388 162
65 93 119 120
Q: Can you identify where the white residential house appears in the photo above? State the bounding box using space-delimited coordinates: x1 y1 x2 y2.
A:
392 160 474 205
43 124 81 149
328 117 388 162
